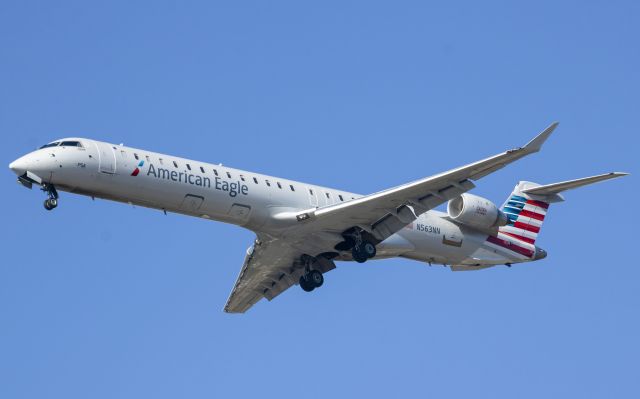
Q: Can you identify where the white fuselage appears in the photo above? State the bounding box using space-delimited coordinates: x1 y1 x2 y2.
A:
9 138 533 267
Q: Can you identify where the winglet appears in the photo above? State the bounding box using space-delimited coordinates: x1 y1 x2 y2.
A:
523 121 559 153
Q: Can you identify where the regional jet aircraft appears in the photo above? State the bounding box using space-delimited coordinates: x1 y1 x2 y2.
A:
9 123 627 312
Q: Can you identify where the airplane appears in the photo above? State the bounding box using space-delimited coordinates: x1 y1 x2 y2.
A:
8 122 628 313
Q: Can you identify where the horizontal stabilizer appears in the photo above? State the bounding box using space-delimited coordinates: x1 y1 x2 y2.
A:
521 172 629 196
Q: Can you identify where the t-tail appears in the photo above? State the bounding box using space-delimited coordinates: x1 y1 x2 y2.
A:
493 172 628 259
498 185 550 247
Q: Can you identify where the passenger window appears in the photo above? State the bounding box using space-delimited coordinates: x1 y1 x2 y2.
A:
186 164 191 170
226 171 232 178
309 189 314 195
339 195 344 201
325 192 330 199
159 158 164 165
240 175 245 181
173 161 178 168
213 169 219 176
253 177 258 184
200 166 205 173
134 153 139 160
290 185 295 191
265 180 271 187
277 182 282 189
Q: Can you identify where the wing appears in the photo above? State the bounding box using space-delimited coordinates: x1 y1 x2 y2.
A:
225 123 557 313
224 234 336 313
283 122 559 244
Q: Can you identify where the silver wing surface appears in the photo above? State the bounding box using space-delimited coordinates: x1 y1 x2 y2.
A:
281 122 558 244
224 123 558 313
224 234 336 313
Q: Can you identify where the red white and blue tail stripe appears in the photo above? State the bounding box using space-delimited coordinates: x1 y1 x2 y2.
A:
484 183 550 259
465 174 628 268
499 194 549 245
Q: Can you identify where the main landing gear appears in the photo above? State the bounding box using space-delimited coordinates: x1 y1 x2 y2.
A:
350 230 377 263
299 269 324 292
299 255 325 293
352 241 376 263
42 183 59 211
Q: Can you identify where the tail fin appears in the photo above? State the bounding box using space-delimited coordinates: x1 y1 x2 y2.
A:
499 183 551 245
499 172 628 246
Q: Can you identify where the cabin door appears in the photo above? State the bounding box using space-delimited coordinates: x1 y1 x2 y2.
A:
95 142 116 174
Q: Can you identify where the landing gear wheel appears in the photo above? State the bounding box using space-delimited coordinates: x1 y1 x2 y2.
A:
362 242 376 258
352 250 368 263
41 184 59 211
299 276 315 292
352 240 376 263
308 270 324 288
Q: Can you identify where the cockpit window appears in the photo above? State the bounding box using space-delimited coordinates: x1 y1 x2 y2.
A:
60 141 83 147
39 142 60 149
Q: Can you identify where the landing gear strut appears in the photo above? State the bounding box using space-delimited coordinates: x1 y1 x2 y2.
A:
42 184 58 211
299 256 324 292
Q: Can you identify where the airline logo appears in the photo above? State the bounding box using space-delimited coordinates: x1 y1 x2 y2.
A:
145 163 249 197
486 194 550 258
500 195 548 242
131 160 144 176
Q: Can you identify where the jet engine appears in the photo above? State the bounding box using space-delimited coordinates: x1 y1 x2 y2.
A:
447 194 508 230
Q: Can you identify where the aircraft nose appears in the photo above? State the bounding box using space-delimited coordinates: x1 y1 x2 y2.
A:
9 156 28 175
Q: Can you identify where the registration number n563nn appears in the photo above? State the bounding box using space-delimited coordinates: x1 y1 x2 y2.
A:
416 224 440 234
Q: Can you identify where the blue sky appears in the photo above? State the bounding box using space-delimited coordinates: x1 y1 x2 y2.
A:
1 1 637 398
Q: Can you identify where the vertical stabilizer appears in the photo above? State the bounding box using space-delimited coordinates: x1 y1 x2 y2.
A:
496 172 628 248
499 181 553 246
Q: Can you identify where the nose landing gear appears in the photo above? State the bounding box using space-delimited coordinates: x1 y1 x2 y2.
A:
41 184 59 211
44 198 58 210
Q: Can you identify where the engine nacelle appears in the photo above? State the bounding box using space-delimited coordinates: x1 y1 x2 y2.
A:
447 193 508 230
